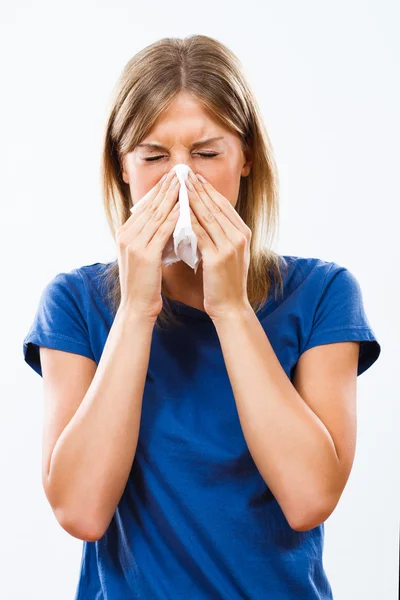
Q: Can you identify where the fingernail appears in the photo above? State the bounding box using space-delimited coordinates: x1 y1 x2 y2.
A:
196 173 207 183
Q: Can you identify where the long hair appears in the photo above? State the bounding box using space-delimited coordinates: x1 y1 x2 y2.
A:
99 34 288 330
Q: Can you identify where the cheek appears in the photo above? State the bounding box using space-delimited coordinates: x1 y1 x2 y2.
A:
199 164 233 204
129 170 161 204
213 172 240 206
227 179 241 206
123 156 154 199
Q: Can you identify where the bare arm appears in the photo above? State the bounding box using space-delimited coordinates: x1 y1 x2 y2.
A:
212 307 358 532
41 167 180 542
42 307 155 542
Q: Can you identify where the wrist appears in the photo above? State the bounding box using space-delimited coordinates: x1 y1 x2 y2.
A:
116 304 158 327
210 302 254 325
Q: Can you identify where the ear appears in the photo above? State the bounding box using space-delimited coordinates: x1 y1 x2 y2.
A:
120 156 129 184
241 146 253 177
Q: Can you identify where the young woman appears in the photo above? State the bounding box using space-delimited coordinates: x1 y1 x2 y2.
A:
23 34 381 599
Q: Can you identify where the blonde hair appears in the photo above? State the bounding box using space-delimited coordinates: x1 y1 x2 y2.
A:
99 34 288 330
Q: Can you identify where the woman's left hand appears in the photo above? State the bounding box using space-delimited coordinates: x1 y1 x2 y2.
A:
186 171 252 321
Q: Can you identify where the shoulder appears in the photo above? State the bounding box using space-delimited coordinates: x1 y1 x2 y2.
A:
280 254 360 292
279 254 340 296
67 260 117 300
278 254 367 326
23 263 107 377
264 254 380 376
38 261 114 305
29 259 117 335
282 254 335 279
76 260 117 284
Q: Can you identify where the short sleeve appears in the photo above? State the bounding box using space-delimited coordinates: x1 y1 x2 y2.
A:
23 268 96 377
301 263 381 376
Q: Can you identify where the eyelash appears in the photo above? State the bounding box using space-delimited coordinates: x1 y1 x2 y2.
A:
144 153 218 162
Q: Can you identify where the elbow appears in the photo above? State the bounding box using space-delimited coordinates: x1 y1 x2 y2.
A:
54 506 107 542
43 476 109 542
288 498 337 532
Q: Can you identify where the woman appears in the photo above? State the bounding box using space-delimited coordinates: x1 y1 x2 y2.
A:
23 34 381 599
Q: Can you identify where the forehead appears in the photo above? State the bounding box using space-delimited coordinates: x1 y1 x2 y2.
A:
141 92 234 144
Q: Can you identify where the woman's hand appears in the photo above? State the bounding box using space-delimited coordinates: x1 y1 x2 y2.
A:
116 168 180 321
186 171 252 321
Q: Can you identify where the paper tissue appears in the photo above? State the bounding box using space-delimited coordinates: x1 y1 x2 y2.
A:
129 164 202 273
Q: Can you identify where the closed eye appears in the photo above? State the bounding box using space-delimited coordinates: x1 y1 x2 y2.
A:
144 153 218 162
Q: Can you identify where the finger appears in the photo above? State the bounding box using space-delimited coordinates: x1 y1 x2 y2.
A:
187 184 235 251
124 174 179 238
149 202 181 251
189 172 251 238
141 169 178 215
134 177 180 245
188 206 215 257
120 168 176 232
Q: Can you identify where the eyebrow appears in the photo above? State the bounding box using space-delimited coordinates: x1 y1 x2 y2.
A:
137 136 225 151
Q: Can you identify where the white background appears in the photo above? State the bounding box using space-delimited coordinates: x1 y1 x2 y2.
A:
2 1 398 598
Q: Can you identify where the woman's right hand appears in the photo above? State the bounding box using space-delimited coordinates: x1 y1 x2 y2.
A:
116 167 181 321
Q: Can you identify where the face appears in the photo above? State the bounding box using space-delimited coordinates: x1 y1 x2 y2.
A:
121 91 252 208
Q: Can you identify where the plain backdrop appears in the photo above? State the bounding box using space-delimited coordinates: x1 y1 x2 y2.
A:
2 1 399 599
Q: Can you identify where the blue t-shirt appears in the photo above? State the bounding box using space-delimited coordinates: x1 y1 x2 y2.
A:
23 255 381 599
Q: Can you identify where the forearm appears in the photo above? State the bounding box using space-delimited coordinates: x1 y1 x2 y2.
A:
212 306 340 531
48 307 155 539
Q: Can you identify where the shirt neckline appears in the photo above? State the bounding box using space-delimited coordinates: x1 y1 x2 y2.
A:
162 296 212 321
162 293 276 321
106 256 290 321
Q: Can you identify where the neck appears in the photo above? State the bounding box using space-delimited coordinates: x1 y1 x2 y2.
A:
162 260 204 302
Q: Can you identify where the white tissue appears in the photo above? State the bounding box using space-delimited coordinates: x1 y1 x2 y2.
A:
129 164 202 273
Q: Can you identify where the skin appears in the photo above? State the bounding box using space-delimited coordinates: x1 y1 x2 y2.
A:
121 91 252 308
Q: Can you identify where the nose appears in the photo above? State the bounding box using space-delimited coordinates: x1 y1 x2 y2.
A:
167 159 195 176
